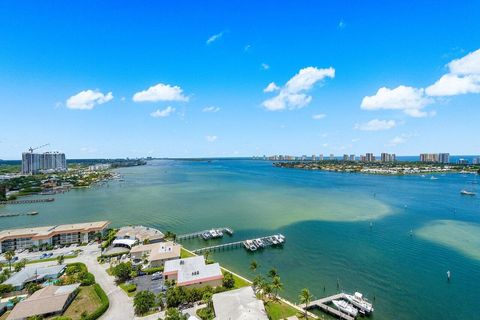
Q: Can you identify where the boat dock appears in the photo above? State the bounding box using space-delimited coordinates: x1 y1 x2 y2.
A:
177 227 234 240
0 211 39 218
192 234 284 254
300 293 354 320
0 198 54 205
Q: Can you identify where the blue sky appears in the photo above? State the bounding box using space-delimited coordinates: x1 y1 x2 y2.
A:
1 1 479 159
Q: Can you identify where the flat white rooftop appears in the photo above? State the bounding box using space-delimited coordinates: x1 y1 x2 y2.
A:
164 256 223 286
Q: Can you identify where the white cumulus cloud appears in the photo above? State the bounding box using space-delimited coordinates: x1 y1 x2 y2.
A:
133 83 188 102
206 32 223 45
426 49 480 96
202 106 220 113
263 82 279 93
66 89 113 110
206 135 218 142
262 66 335 111
355 119 397 131
361 86 433 117
312 113 326 120
150 106 175 118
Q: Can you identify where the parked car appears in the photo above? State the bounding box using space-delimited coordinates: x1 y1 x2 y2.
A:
151 272 163 280
39 253 48 259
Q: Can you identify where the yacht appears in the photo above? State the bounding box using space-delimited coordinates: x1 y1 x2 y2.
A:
345 292 374 314
460 190 476 196
277 234 286 243
332 299 358 317
253 238 265 248
271 236 279 245
210 229 219 238
201 231 212 240
243 240 257 251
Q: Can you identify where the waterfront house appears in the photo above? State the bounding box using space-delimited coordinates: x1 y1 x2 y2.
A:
116 225 165 244
212 286 268 320
130 241 181 267
164 256 223 288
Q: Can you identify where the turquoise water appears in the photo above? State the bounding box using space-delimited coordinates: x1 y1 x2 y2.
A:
1 160 480 319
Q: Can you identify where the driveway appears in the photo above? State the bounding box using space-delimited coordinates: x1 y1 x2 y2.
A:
71 248 135 320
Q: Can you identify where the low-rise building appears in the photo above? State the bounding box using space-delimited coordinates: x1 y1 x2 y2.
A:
0 221 110 253
116 226 164 244
7 284 79 320
212 286 268 320
130 241 181 267
164 256 223 288
4 264 66 290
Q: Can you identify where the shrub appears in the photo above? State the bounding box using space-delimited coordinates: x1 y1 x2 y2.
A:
222 272 235 289
81 272 96 286
0 284 14 294
141 266 164 274
134 290 156 315
123 283 137 293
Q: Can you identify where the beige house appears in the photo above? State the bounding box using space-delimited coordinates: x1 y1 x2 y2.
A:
130 241 181 267
164 256 223 289
7 284 80 320
116 226 164 244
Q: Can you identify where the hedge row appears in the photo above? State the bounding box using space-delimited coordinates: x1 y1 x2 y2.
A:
141 266 164 274
85 283 110 320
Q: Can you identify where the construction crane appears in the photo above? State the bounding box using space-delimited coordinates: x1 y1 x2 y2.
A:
28 143 50 153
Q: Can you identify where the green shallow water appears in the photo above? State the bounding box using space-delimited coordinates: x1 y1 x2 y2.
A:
1 160 480 319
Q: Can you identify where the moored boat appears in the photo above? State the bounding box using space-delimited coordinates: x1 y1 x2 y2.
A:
345 292 374 315
332 299 358 317
460 190 476 196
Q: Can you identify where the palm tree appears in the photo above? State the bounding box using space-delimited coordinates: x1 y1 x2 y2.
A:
57 255 65 265
4 251 15 272
299 288 313 319
204 250 211 263
268 268 278 279
260 281 272 301
252 275 264 294
250 260 258 273
271 276 283 300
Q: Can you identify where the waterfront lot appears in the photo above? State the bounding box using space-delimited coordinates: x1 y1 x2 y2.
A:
132 274 166 294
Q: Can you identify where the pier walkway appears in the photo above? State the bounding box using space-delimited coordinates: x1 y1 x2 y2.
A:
300 293 354 320
0 198 54 205
177 227 234 240
192 234 283 254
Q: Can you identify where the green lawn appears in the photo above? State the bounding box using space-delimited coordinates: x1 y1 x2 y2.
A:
221 268 251 289
264 299 303 320
180 247 196 258
63 285 102 319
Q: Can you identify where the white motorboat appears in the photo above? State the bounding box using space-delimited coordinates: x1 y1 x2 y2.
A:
271 236 279 245
253 238 265 248
210 229 218 238
201 231 212 240
332 299 358 317
244 240 257 251
430 176 438 180
345 292 374 314
460 190 476 196
277 234 286 243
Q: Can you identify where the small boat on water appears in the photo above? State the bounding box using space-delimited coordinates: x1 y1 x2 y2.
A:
332 299 358 317
243 240 257 251
460 190 476 196
201 231 212 240
253 238 265 248
430 176 438 180
345 292 374 315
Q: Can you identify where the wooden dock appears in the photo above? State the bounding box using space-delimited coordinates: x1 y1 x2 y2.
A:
0 198 54 205
192 234 284 254
0 211 38 218
177 227 234 241
300 293 355 320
